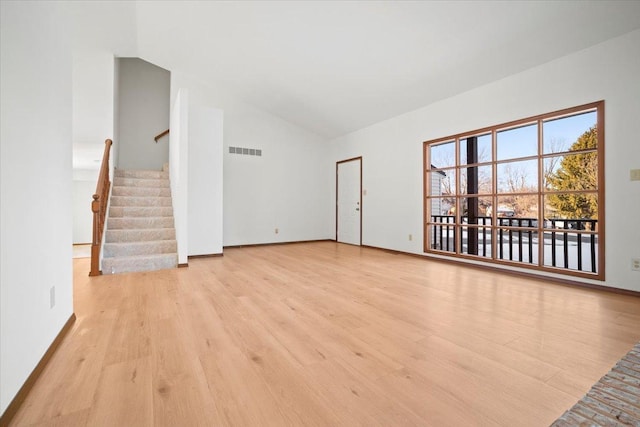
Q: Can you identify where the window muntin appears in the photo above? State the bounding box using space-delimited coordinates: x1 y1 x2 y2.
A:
424 101 603 280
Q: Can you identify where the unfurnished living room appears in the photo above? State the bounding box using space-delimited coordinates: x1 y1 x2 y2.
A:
1 1 640 426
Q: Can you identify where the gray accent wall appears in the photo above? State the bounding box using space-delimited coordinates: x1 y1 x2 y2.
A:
116 58 170 170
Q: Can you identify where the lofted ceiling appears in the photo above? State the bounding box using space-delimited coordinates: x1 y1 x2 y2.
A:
134 1 640 138
73 0 640 170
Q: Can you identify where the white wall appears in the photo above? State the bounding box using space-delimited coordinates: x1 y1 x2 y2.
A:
117 58 170 170
67 0 138 172
188 108 224 256
72 51 115 149
328 29 640 292
0 1 74 414
169 89 189 264
222 102 333 246
170 72 333 249
67 0 138 58
72 179 96 244
71 51 115 245
222 108 333 246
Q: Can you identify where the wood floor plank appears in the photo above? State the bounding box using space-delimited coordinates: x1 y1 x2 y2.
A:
428 326 562 382
303 357 426 426
374 366 503 427
85 357 154 426
8 311 118 425
412 335 578 425
28 409 90 427
149 317 225 427
198 347 291 426
8 241 640 426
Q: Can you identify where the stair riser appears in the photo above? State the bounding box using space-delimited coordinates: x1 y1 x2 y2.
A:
112 186 171 197
113 177 169 188
102 254 178 275
114 169 169 179
109 207 173 218
104 240 177 257
111 196 172 207
108 217 175 229
105 229 176 243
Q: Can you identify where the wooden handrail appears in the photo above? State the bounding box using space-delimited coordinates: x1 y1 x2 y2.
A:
154 129 170 143
89 139 113 276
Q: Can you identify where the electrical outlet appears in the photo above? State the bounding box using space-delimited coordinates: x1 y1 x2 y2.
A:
632 258 640 272
275 228 279 234
50 286 56 308
630 169 640 181
408 234 413 241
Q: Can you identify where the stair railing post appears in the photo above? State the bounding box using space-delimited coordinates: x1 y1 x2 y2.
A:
89 139 112 276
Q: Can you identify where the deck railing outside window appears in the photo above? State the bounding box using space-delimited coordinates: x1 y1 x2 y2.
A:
430 215 598 274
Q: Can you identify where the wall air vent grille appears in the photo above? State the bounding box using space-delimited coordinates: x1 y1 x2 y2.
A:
229 146 262 156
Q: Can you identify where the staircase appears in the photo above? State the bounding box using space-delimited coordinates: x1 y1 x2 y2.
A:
102 167 178 274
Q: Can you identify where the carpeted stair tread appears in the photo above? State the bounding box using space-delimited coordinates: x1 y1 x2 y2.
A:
108 216 175 229
110 195 173 207
104 239 177 257
114 169 168 179
101 253 178 275
105 228 176 243
109 206 174 218
112 186 171 197
113 177 170 188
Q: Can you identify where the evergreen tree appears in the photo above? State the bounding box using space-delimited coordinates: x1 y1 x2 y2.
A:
546 126 598 219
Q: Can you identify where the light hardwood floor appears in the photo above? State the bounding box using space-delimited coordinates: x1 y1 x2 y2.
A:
9 242 640 426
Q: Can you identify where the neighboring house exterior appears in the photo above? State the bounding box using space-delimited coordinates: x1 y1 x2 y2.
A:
430 166 447 216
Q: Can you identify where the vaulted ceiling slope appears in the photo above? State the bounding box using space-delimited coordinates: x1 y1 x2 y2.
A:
136 1 640 139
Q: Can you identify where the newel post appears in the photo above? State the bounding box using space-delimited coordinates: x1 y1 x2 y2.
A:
89 139 112 277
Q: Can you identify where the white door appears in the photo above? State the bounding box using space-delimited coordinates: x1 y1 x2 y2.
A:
337 158 361 245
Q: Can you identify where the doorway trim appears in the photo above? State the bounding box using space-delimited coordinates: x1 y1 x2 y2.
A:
336 156 362 245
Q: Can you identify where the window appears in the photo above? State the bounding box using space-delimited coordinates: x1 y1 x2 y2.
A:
424 101 604 280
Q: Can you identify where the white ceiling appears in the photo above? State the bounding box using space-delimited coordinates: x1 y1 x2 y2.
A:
134 1 640 138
